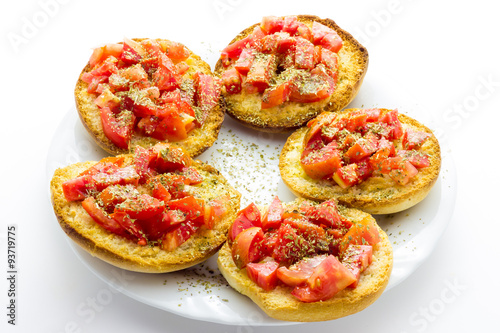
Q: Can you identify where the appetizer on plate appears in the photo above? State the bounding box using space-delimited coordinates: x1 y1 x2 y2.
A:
75 38 224 157
51 143 241 273
215 15 368 132
217 196 392 322
279 108 441 214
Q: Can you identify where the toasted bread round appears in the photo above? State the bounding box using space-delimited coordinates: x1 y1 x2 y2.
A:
75 38 225 157
214 15 368 133
50 155 241 273
279 108 441 214
217 200 393 322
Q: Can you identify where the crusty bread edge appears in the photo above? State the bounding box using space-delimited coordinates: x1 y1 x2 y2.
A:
74 38 226 158
279 108 441 215
50 158 241 273
217 204 393 322
214 15 369 133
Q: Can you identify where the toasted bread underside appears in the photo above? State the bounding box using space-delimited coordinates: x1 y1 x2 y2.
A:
75 38 225 157
279 109 441 214
217 205 393 322
50 157 241 273
214 15 369 133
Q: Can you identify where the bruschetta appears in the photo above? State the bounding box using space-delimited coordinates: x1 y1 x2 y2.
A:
279 108 441 214
75 38 224 157
50 143 241 273
214 15 368 132
217 197 393 322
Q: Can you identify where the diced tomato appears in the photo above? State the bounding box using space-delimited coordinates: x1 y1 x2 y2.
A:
260 16 284 34
81 197 130 238
194 72 221 123
120 40 143 65
272 223 309 266
304 112 336 144
364 108 381 122
82 74 108 94
231 227 265 269
246 54 277 92
294 37 315 70
89 43 123 68
133 146 157 183
397 150 430 168
91 165 140 191
332 164 359 189
152 144 192 173
282 16 299 34
301 141 342 179
282 215 327 248
95 87 121 111
389 160 419 185
155 111 195 141
300 199 350 229
319 48 338 77
289 67 334 103
114 194 165 219
355 157 374 182
380 109 403 140
153 53 180 91
342 245 373 288
291 255 356 302
158 40 190 61
134 211 172 241
167 196 205 222
312 22 342 53
97 184 139 211
234 47 255 75
261 196 283 231
228 202 262 242
339 216 381 254
78 157 125 177
161 220 198 251
345 137 378 163
221 67 242 94
100 107 135 150
261 79 292 109
260 231 279 257
220 32 254 63
295 22 313 41
246 260 280 291
276 255 326 287
177 166 203 185
62 175 96 201
343 112 369 132
148 173 189 199
148 176 171 202
402 128 431 150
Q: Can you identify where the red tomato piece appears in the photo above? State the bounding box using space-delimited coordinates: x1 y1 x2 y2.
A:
110 210 147 244
319 48 339 77
152 144 192 173
276 255 326 287
296 22 313 41
91 165 140 191
246 260 280 291
158 40 190 61
120 40 143 65
289 67 334 103
234 47 256 75
339 216 381 255
355 157 374 182
261 196 284 231
389 160 419 185
95 87 121 111
177 166 203 185
246 54 277 92
231 227 265 269
300 141 342 179
291 255 356 302
261 79 292 109
167 196 204 222
282 16 299 34
194 72 221 123
397 150 430 168
332 164 359 189
380 109 403 140
294 37 315 70
97 184 139 211
300 199 350 229
153 53 181 91
81 197 130 238
161 220 198 251
260 16 284 34
62 175 96 201
100 107 135 150
133 146 157 183
345 137 378 163
272 223 308 266
114 194 165 219
134 211 172 241
402 128 431 150
221 67 242 94
342 245 373 288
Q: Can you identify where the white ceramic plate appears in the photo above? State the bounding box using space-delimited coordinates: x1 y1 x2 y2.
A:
46 90 457 326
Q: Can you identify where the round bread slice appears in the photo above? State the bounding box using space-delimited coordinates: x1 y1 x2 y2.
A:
279 108 441 214
217 201 393 322
50 155 241 273
214 15 368 132
75 38 225 157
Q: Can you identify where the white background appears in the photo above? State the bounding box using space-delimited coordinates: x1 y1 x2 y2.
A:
1 0 499 332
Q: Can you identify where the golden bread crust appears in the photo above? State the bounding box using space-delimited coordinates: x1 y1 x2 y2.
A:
50 156 241 273
74 38 225 157
214 15 369 132
217 200 393 322
279 108 441 214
